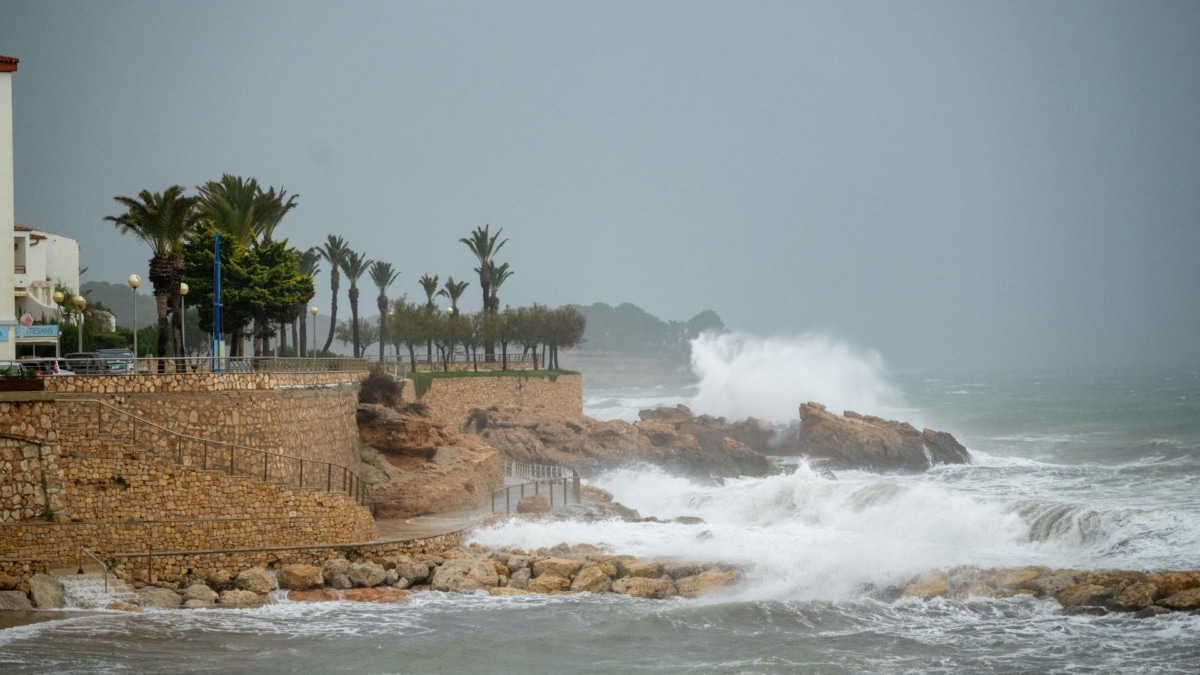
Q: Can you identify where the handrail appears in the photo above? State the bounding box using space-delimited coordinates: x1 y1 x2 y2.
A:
62 399 369 506
78 547 108 593
492 460 581 514
120 356 370 376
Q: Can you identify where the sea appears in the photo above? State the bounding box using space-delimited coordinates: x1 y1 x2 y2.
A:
2 335 1199 674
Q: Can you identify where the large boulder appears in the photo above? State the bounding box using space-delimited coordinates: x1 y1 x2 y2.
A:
612 577 677 599
348 562 387 589
791 402 969 472
0 590 33 611
359 404 504 519
234 568 276 594
277 564 324 591
675 569 740 598
136 586 183 609
219 589 261 607
464 405 779 480
429 554 500 593
183 583 219 603
527 574 571 594
570 565 614 593
28 574 65 609
533 558 584 579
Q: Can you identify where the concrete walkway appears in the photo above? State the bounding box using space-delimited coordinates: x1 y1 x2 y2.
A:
371 505 497 542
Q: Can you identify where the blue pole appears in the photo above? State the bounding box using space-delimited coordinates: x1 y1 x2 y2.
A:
213 232 222 372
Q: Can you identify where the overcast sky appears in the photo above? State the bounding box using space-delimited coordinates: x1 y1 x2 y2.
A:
2 1 1197 371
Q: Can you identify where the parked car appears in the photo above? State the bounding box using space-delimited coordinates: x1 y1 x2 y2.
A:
96 348 136 374
64 352 107 375
22 358 75 376
0 360 30 376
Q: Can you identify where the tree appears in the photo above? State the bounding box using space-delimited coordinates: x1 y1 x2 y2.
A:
418 274 439 311
316 235 349 354
368 260 400 362
388 298 430 372
437 277 470 316
485 260 513 312
103 185 200 366
430 311 472 372
459 225 507 314
546 305 586 370
335 318 378 355
294 247 320 357
340 249 372 358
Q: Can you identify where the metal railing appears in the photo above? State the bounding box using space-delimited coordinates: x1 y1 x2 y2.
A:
78 547 108 592
60 399 369 505
373 354 537 377
120 356 370 375
491 460 581 514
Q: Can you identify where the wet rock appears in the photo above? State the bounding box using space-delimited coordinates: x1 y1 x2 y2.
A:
1135 606 1173 619
1056 584 1112 608
136 586 182 609
0 574 22 591
219 589 261 606
1158 588 1200 612
489 587 529 596
182 598 214 609
0 590 33 611
105 601 142 612
430 554 499 592
392 556 432 584
570 565 613 593
793 402 970 472
183 583 219 603
330 574 353 590
527 574 571 594
532 558 584 579
625 561 662 579
348 562 387 588
676 569 740 598
288 589 340 603
28 574 65 609
234 568 276 594
277 564 324 591
1147 571 1200 597
1110 582 1161 611
903 571 949 600
321 558 351 580
612 577 677 599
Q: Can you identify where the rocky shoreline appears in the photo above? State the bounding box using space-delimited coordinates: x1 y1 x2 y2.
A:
3 532 1198 618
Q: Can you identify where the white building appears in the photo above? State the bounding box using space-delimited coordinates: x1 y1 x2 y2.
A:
1 54 17 359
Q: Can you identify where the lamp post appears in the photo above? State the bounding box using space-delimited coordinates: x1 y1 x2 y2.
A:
53 291 64 358
179 282 189 363
72 295 86 353
128 275 141 372
309 306 319 358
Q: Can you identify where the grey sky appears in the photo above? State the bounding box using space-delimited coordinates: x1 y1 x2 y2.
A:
2 1 1197 371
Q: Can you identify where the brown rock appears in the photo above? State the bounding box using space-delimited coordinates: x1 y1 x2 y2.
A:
183 583 219 603
0 590 33 611
342 588 409 603
612 577 677 599
1158 588 1200 611
0 574 21 591
277 564 324 591
517 495 551 514
359 404 504 519
429 554 500 592
676 569 740 598
533 558 584 579
793 402 969 472
288 589 340 603
993 566 1051 593
1057 584 1111 608
527 574 572 594
625 561 662 579
219 589 261 606
570 565 614 593
489 587 529 597
903 571 949 600
234 567 276 594
1111 582 1161 611
1146 571 1200 598
322 558 351 580
105 601 142 612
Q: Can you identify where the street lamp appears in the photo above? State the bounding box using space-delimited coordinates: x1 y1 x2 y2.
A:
53 291 64 358
309 306 319 358
179 282 189 365
128 274 141 372
72 295 86 353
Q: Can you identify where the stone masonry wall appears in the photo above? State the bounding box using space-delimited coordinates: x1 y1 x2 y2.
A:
419 373 583 429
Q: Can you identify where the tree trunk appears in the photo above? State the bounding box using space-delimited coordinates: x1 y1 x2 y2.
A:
322 274 340 353
349 286 361 359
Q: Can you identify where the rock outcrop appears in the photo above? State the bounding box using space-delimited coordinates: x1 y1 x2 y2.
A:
788 402 970 472
358 403 503 519
464 404 778 479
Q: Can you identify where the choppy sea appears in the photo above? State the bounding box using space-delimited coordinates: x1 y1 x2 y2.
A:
3 366 1199 674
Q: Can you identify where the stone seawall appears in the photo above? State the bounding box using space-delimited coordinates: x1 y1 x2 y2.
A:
418 373 582 429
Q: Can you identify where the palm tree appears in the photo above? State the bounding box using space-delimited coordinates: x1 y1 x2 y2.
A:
104 185 200 365
459 225 507 313
340 249 372 358
368 260 400 362
196 174 259 247
254 186 298 245
317 235 349 353
437 277 470 316
418 274 439 311
486 261 513 312
294 247 320 356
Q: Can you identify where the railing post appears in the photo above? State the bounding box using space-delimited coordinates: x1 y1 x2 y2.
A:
299 460 304 489
327 463 332 492
263 452 268 482
230 445 235 475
